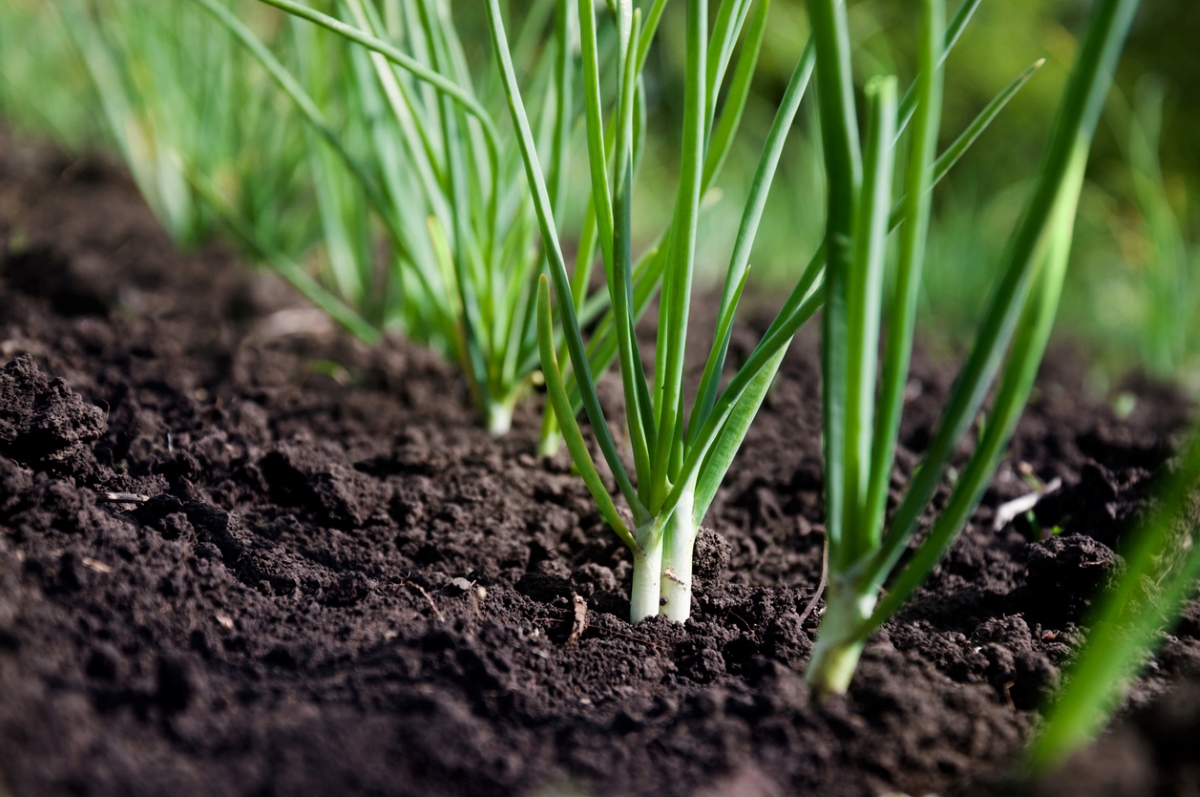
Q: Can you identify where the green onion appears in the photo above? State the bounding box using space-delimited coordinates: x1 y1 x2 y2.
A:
489 0 1036 624
489 0 792 621
803 0 1140 695
181 0 595 434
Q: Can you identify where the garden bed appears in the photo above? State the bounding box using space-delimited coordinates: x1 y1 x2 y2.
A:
1 133 1197 797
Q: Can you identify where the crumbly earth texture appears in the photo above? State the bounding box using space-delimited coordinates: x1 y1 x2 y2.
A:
0 133 1197 797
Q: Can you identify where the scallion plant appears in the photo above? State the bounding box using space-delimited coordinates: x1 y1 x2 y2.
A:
801 0 1139 695
532 0 773 458
191 0 592 433
489 0 1046 624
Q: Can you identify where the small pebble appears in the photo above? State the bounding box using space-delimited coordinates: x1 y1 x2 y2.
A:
445 577 473 596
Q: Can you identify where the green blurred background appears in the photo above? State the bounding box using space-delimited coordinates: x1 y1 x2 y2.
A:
2 0 1197 393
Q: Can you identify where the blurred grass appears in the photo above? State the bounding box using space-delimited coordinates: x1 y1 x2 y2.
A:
1 0 1195 391
1 0 322 258
0 0 99 146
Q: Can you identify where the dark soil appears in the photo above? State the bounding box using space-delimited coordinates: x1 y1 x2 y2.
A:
1 131 1197 797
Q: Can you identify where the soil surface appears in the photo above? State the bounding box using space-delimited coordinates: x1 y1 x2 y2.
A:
1 131 1198 797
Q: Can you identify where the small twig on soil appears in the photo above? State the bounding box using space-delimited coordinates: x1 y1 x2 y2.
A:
723 609 752 631
399 581 443 623
798 536 829 630
992 477 1062 531
82 557 112 574
545 608 668 651
566 594 588 646
97 492 151 504
1002 680 1017 711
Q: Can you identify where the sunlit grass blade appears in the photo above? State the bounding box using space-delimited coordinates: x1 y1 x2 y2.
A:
894 0 981 139
637 0 671 71
802 65 899 695
577 0 616 275
886 57 1045 230
842 76 897 563
344 0 454 253
690 349 785 526
706 0 754 129
59 0 198 243
553 10 789 450
192 0 403 247
692 44 1032 446
559 244 668 421
549 0 575 219
661 247 826 522
802 0 1138 698
612 5 655 494
423 7 494 426
255 0 502 161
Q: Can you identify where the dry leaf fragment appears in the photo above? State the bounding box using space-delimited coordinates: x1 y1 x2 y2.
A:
82 557 112 574
566 594 588 646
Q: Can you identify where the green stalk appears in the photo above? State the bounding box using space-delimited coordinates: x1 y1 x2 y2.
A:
610 3 655 494
864 0 944 552
865 141 1086 637
660 250 826 524
805 72 898 698
702 0 770 228
893 0 981 141
549 0 575 220
842 76 897 561
536 278 637 550
805 583 878 697
577 0 616 276
254 0 502 164
807 0 862 571
649 0 707 514
707 0 753 129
